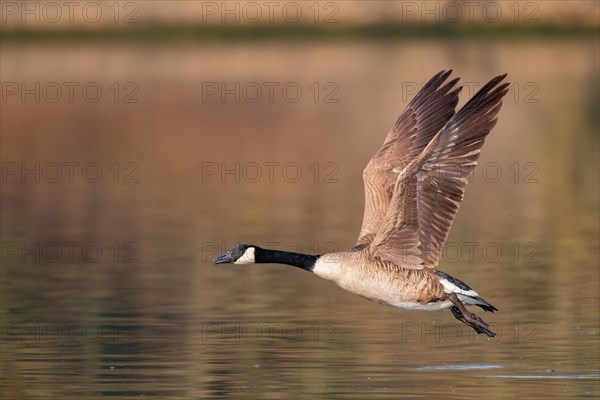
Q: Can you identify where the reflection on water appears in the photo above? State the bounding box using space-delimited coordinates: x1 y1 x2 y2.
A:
418 365 503 371
486 375 600 380
1 40 599 399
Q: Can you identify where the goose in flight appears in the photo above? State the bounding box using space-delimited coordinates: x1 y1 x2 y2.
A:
214 70 509 337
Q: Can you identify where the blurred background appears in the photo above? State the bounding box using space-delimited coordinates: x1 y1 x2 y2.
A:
1 1 599 399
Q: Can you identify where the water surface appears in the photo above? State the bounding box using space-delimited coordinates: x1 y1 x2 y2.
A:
1 39 599 399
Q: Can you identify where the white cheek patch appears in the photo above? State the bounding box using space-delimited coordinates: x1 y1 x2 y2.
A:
234 247 256 265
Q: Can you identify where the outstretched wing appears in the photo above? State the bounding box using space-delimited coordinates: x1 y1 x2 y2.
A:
370 74 510 268
355 70 461 250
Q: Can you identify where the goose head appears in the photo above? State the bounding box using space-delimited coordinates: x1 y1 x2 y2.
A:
213 244 257 265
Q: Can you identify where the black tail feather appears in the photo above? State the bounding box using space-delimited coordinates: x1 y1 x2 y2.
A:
473 296 498 313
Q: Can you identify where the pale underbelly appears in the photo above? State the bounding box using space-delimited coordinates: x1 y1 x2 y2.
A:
392 300 453 311
334 279 450 311
348 288 454 311
343 283 479 311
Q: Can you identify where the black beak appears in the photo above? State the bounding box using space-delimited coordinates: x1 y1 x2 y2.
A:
213 250 235 265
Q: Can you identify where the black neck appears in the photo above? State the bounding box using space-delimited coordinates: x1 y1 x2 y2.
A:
254 248 318 271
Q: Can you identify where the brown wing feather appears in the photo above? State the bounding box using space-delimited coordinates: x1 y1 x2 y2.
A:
417 75 510 267
371 74 510 268
355 70 461 249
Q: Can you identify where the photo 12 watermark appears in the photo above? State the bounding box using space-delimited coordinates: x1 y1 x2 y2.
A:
436 241 540 265
422 161 540 184
198 1 340 24
396 321 539 343
1 82 140 104
202 321 339 343
1 322 139 343
401 81 540 104
201 81 339 104
1 161 140 184
1 1 140 25
201 161 339 184
396 1 540 24
1 241 140 264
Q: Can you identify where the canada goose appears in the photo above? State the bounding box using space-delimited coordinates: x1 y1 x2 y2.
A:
214 70 509 337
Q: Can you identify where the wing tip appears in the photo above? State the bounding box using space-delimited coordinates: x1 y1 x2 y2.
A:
441 69 453 79
426 69 455 91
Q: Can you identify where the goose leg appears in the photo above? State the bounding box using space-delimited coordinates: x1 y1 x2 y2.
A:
447 293 496 337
